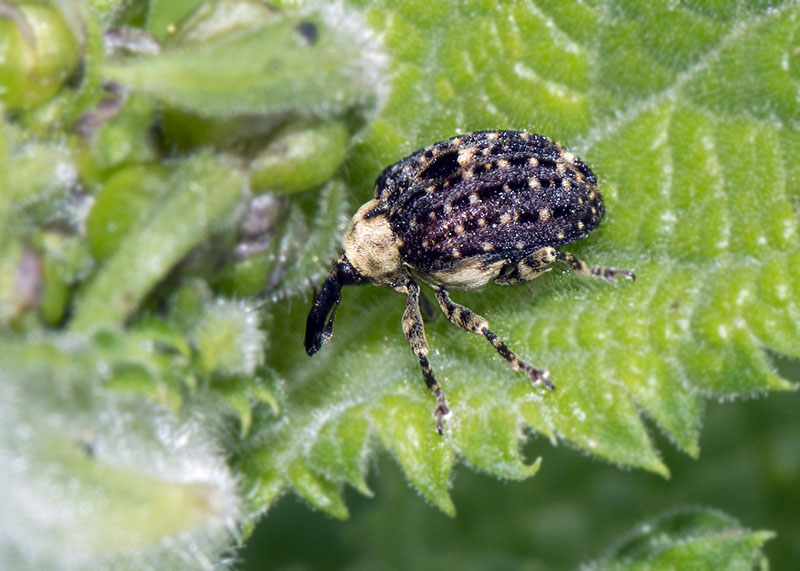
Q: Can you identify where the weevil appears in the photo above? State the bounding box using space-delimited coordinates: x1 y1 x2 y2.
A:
305 131 634 433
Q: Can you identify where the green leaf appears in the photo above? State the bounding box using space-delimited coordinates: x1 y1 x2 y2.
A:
146 0 206 40
193 298 265 376
287 458 349 520
239 384 800 568
586 508 773 570
250 120 350 195
105 9 385 118
0 115 7 209
268 178 350 299
3 128 75 211
373 395 456 515
308 403 372 496
0 3 81 110
248 0 800 517
86 163 170 261
71 154 244 331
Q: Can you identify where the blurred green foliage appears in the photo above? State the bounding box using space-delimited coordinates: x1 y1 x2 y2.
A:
0 0 797 569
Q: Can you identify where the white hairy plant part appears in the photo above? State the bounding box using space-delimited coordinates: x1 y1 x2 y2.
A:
300 0 390 118
194 298 266 376
0 341 242 571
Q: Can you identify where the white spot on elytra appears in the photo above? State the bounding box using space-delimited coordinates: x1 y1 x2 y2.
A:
457 147 476 166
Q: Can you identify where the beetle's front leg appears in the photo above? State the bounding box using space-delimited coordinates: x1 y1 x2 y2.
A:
556 251 635 282
494 247 557 285
433 287 554 390
401 280 450 434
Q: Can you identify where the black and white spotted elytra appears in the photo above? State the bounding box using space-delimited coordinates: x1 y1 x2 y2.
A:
305 130 634 434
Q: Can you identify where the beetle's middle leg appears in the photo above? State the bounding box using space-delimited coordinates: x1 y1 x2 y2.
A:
433 287 554 389
401 280 450 434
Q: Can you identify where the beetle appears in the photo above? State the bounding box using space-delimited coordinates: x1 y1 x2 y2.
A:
305 130 634 433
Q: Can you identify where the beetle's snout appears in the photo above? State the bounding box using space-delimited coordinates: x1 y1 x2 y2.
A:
304 275 342 356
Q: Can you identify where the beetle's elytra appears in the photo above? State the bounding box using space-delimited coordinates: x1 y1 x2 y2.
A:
305 130 634 433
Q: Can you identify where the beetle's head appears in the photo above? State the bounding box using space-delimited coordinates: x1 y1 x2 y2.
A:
305 255 364 356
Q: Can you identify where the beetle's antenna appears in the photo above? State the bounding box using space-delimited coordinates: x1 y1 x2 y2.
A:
305 255 364 356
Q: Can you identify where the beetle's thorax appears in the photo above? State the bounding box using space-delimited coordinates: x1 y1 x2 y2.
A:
343 199 405 286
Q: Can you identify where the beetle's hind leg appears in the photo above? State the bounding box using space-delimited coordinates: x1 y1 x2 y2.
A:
494 247 557 286
433 288 554 390
494 247 635 285
556 251 635 282
401 280 450 434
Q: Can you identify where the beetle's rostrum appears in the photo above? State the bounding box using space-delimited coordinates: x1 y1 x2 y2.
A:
305 130 634 434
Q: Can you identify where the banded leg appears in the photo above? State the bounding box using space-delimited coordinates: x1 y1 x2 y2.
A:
556 251 635 282
494 247 557 286
433 288 554 390
402 280 450 434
